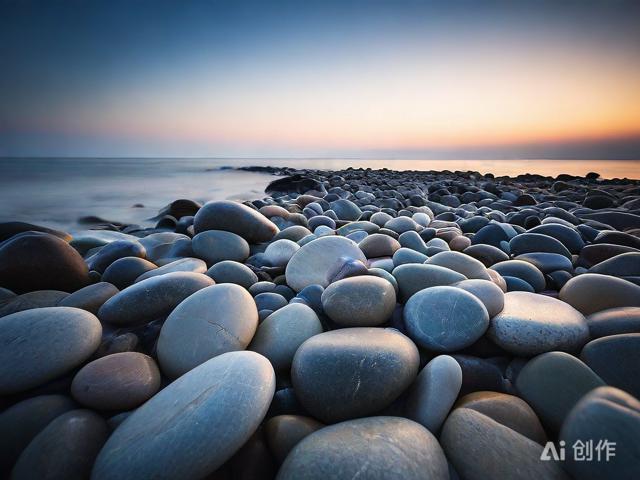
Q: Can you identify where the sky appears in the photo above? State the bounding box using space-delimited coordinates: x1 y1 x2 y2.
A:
1 0 639 159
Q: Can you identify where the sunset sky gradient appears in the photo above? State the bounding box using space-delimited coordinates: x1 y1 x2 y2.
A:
1 0 639 158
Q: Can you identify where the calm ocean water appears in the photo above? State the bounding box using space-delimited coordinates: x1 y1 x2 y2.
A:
0 158 638 232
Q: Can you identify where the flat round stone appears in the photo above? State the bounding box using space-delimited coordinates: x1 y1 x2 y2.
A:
320 276 396 327
403 286 489 352
488 291 589 356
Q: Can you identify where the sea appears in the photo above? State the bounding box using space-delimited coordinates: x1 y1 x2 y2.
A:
0 158 638 233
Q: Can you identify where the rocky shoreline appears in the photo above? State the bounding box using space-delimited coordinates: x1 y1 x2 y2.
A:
1 166 640 479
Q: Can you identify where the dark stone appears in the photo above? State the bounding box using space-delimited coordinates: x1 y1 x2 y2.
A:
86 240 146 273
0 395 76 474
560 386 640 480
101 256 158 290
11 409 109 480
193 200 279 243
0 232 89 293
580 333 640 398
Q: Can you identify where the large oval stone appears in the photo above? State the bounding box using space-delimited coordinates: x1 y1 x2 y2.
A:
285 236 367 292
291 328 419 423
157 284 258 378
193 200 279 243
98 272 214 326
320 276 396 327
559 386 640 480
71 352 161 410
0 232 89 293
487 292 589 356
11 409 109 480
0 307 101 394
249 303 323 372
403 286 489 352
92 351 275 480
516 351 605 433
276 417 449 480
559 273 640 315
441 408 570 480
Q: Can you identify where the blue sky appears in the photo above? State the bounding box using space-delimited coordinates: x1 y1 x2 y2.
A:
1 0 639 158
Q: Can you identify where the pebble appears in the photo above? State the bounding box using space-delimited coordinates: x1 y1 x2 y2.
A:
0 307 101 395
101 256 157 289
0 232 89 293
193 200 279 243
86 240 146 273
98 271 214 326
0 290 69 317
204 261 257 289
92 351 275 480
264 239 300 267
455 391 546 444
392 264 467 302
403 286 489 351
453 279 504 317
441 408 570 480
404 355 462 433
0 394 75 473
192 230 250 264
157 284 258 378
12 409 109 480
277 417 449 480
285 236 367 292
58 282 119 314
249 303 323 372
291 328 419 423
135 257 207 282
516 351 605 432
580 333 640 398
71 352 161 410
490 260 546 292
585 306 640 338
358 233 401 258
488 291 589 355
559 273 640 315
560 386 640 480
426 250 491 280
264 415 324 464
320 276 396 327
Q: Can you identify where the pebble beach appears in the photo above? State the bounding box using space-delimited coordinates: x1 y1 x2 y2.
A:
1 165 640 479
